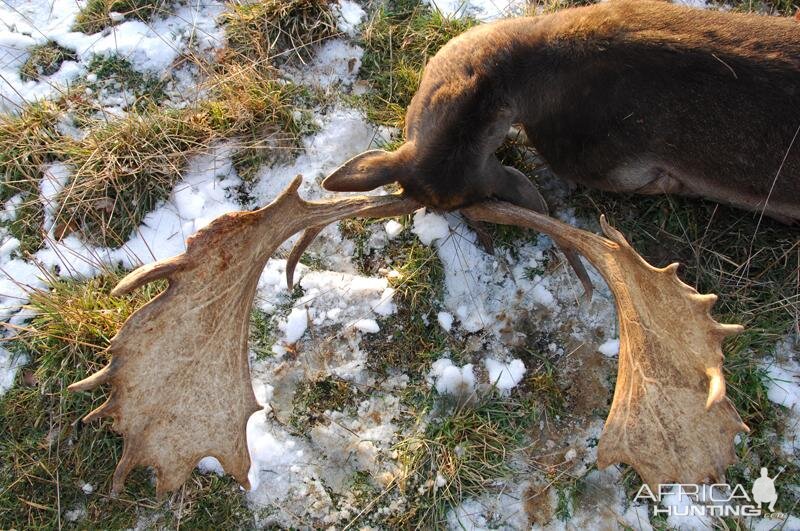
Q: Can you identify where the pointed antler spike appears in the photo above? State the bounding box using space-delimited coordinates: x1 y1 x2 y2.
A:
287 174 303 195
112 258 182 296
599 214 627 245
286 225 325 290
82 396 119 423
111 447 138 495
68 363 116 392
715 323 745 337
694 293 719 309
662 262 680 275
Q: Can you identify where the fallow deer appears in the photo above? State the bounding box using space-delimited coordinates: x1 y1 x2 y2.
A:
323 0 800 295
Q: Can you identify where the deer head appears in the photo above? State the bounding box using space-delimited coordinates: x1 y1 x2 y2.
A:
69 176 746 495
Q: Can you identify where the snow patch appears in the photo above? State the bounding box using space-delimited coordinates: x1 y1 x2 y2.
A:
251 107 393 204
352 318 380 334
336 0 366 35
662 485 714 531
484 358 526 394
0 347 27 396
412 208 450 245
282 308 309 344
284 39 364 88
384 219 403 239
437 311 454 332
425 0 527 21
0 0 225 111
197 457 224 476
429 358 475 397
764 356 800 409
598 338 620 357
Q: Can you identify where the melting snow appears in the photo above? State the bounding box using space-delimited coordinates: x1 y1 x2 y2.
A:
484 357 526 394
598 338 620 357
425 0 528 21
411 208 451 245
763 336 800 457
0 347 27 396
384 219 403 239
429 357 476 397
437 311 454 332
0 0 225 111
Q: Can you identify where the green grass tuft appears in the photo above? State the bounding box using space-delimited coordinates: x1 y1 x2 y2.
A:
73 0 165 34
19 42 77 82
358 0 476 128
0 272 160 527
85 55 167 110
389 395 531 528
289 376 356 432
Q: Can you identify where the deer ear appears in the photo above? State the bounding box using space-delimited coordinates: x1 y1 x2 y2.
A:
322 150 399 192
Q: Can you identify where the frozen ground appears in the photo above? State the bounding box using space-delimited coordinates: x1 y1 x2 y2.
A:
0 0 797 529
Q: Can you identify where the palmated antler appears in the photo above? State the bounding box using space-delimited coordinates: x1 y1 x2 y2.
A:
69 176 419 495
462 202 747 486
71 178 746 495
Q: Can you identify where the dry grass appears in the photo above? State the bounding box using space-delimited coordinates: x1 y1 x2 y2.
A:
358 0 476 128
73 0 166 34
55 108 216 245
52 62 302 246
387 395 531 528
0 102 63 253
19 42 77 82
220 0 340 66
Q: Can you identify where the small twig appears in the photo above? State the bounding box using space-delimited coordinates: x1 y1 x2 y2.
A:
711 53 738 79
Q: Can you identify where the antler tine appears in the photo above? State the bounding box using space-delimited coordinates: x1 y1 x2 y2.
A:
286 225 325 291
69 176 419 495
465 201 746 487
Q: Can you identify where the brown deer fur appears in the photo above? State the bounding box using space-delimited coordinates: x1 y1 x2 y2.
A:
323 0 800 223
